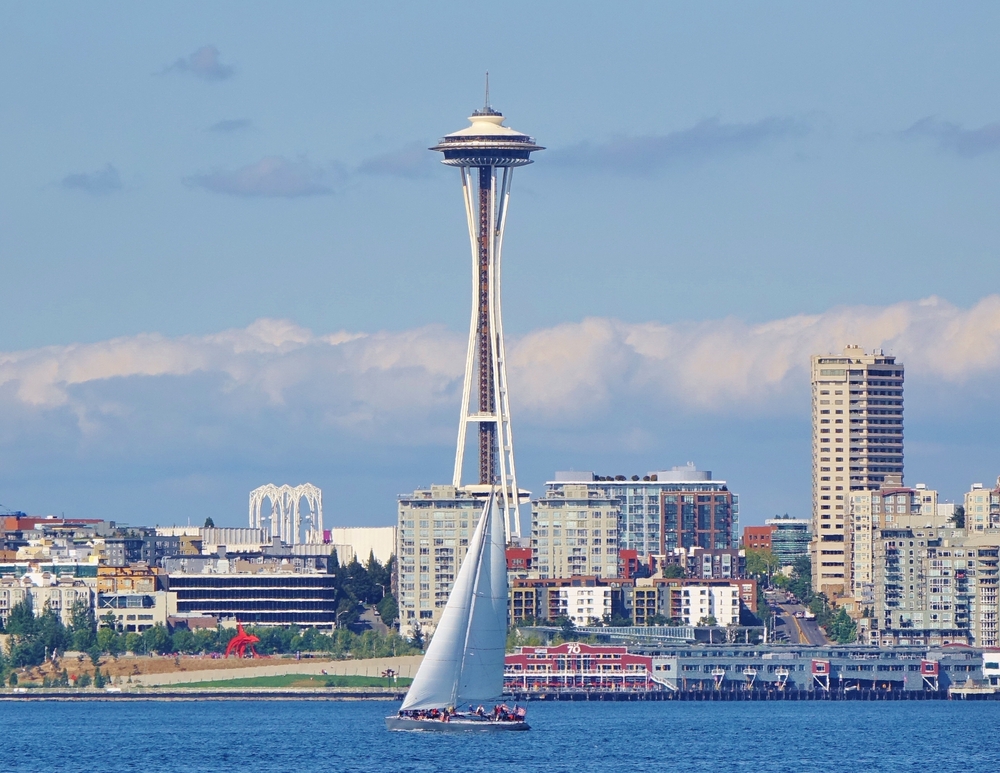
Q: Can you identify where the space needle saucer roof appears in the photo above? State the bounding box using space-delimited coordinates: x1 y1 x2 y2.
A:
430 106 543 167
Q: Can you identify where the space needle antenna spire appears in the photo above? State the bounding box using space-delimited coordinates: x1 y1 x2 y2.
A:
430 85 543 541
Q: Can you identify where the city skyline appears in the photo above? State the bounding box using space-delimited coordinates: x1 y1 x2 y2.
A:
3 4 1000 527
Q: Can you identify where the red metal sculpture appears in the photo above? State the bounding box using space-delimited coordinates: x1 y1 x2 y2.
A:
224 622 261 659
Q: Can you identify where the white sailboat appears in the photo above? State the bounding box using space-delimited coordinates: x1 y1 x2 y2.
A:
385 491 528 731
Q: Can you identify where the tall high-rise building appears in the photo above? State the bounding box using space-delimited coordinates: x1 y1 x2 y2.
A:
811 345 904 596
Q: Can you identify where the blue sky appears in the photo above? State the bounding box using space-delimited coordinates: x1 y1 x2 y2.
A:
2 2 1000 529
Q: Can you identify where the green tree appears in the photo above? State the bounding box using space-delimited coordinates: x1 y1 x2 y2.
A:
336 597 361 629
192 628 222 654
697 615 718 627
171 627 196 654
950 505 966 529
141 625 171 655
8 671 18 687
123 632 142 654
5 597 36 637
97 627 121 655
35 605 70 656
69 600 97 652
555 616 578 641
377 593 399 625
366 552 392 599
787 556 814 603
342 556 377 604
827 607 857 644
662 564 686 579
88 646 101 666
745 548 781 584
204 517 215 528
6 599 69 669
93 667 106 689
76 672 91 688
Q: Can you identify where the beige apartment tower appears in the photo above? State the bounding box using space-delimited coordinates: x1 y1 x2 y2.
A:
531 483 621 580
811 345 904 596
396 485 485 637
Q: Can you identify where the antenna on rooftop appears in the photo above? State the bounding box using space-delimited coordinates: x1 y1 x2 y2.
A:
485 71 490 110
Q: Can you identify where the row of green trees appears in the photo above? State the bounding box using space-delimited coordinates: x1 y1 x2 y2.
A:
0 594 419 686
745 552 858 644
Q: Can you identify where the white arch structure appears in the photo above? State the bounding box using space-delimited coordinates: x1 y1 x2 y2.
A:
249 483 323 545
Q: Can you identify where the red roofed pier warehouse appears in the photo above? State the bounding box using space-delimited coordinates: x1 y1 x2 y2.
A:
505 643 656 693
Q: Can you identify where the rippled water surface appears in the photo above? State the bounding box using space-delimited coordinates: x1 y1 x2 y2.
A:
3 699 1000 772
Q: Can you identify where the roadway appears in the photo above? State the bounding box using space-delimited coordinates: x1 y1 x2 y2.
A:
777 603 828 645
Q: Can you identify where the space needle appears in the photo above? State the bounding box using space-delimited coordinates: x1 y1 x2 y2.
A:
431 83 543 541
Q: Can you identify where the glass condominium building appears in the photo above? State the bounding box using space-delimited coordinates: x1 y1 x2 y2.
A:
543 464 739 560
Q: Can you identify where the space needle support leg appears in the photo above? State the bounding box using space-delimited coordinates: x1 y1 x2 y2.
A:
453 167 481 488
491 166 520 540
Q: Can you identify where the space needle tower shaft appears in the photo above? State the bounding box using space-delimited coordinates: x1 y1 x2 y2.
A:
431 87 543 541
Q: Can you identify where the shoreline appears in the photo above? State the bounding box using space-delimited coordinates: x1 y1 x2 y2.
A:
0 687 405 702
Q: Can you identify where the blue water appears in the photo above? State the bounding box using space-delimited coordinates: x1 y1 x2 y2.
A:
2 700 999 772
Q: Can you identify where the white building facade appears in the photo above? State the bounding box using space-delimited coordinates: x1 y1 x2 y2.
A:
554 586 613 626
675 584 741 626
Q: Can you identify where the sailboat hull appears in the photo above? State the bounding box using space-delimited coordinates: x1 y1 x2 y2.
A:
384 716 529 732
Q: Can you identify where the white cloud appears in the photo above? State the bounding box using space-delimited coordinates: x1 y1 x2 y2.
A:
184 157 343 198
548 116 810 175
901 117 1000 158
2 296 1000 438
513 295 1000 419
61 164 123 194
162 45 234 81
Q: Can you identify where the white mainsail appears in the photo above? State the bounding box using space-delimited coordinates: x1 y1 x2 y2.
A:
400 492 508 711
